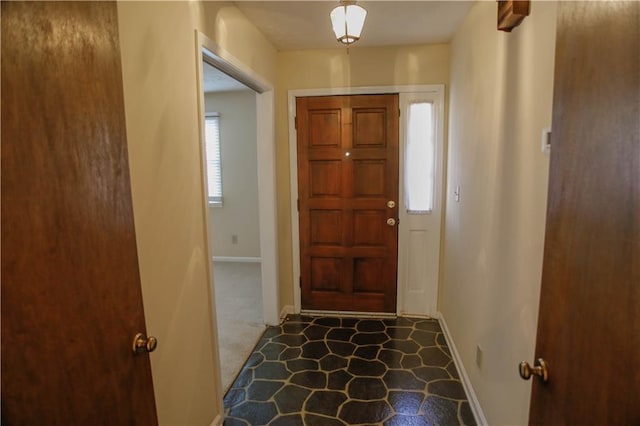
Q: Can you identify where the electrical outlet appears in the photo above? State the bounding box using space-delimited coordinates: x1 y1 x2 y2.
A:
476 345 483 369
231 235 238 244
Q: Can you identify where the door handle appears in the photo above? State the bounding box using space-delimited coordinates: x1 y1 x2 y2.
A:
519 358 548 382
387 218 398 226
132 333 158 355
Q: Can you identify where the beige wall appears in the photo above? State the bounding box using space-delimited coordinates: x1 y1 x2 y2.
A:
441 2 557 424
117 2 276 424
275 44 451 308
205 90 260 258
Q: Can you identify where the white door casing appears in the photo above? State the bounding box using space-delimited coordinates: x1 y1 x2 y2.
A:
288 85 445 317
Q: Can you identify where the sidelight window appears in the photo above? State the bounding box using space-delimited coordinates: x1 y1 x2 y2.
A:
405 102 435 213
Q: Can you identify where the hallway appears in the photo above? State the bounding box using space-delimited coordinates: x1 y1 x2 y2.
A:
223 315 474 425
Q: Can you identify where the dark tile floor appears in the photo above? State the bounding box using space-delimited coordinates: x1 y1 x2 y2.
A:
223 315 476 426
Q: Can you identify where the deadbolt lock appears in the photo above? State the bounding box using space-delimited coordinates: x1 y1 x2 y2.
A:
387 200 396 208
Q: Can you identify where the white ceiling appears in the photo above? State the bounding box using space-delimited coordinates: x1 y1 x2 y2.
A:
234 1 474 51
204 1 474 92
203 61 251 93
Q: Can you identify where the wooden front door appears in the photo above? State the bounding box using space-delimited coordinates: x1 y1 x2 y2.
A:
296 94 399 313
528 2 639 424
1 2 158 424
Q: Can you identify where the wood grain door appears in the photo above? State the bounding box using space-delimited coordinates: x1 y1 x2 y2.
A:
1 2 158 424
296 94 399 313
528 2 639 424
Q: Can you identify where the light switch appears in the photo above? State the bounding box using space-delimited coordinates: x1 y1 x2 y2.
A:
541 127 551 154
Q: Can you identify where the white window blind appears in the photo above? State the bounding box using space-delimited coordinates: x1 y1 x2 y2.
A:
205 114 223 205
405 102 435 213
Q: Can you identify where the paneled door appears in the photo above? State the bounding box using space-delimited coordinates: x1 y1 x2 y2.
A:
296 94 399 313
1 2 158 424
525 1 639 424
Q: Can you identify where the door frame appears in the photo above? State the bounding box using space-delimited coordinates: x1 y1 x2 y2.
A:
194 31 280 329
288 85 445 315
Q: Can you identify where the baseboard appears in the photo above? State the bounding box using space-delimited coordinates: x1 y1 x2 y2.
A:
438 312 488 426
209 414 223 426
212 256 261 263
279 304 294 321
301 309 396 319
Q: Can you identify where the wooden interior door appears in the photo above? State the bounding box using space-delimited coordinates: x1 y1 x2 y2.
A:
296 94 399 313
528 2 639 424
1 2 158 424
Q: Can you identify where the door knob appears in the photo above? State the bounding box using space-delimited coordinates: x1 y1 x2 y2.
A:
387 218 397 226
132 333 158 355
387 200 396 208
519 358 548 382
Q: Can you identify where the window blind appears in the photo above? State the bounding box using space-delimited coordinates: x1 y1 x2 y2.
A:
205 114 223 205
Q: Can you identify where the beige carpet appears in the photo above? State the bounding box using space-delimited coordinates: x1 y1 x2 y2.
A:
213 261 265 392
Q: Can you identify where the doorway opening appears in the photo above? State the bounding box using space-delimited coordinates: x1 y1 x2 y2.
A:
202 62 263 391
195 32 279 394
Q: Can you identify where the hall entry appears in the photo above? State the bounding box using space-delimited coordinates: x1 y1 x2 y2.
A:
295 90 444 316
200 59 264 391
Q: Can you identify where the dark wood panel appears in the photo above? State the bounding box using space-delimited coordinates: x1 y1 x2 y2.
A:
1 2 158 424
310 210 342 246
354 258 385 293
310 161 342 197
310 257 343 292
353 160 387 196
353 210 385 246
308 109 342 147
529 2 639 424
353 108 387 147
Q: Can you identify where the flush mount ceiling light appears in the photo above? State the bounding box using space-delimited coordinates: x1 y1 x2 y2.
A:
330 0 367 46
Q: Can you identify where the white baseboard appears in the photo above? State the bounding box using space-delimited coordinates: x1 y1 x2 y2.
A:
438 312 488 426
209 414 223 426
212 256 261 263
279 304 294 321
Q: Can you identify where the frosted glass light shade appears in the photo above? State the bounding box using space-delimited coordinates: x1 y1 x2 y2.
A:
330 3 367 45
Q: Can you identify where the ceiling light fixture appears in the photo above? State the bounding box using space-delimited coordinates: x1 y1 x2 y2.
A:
330 0 367 46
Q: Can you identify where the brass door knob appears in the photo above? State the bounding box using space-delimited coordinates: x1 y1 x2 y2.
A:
519 358 548 382
132 333 158 355
387 200 396 208
386 218 397 226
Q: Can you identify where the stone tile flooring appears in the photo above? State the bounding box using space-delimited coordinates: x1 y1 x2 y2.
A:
223 315 475 425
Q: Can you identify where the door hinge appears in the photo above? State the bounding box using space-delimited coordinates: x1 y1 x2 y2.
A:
294 116 298 129
297 199 300 211
398 109 401 117
299 277 302 288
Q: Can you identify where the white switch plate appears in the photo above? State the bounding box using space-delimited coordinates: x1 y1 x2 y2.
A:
541 127 551 154
476 345 483 369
